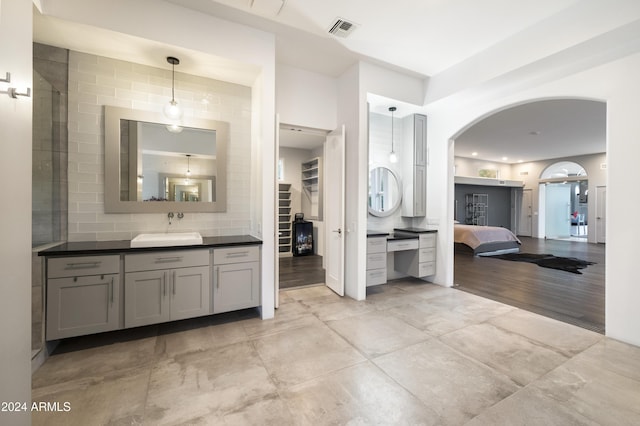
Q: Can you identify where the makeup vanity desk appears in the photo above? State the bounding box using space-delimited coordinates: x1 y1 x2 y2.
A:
366 228 437 286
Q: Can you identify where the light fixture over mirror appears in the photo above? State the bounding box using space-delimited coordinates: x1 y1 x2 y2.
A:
389 106 397 163
163 56 183 121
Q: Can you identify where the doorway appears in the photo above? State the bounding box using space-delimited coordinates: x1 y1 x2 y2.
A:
277 124 328 290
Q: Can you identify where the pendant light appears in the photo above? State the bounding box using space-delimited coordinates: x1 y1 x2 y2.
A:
389 106 398 163
184 154 191 184
164 56 183 120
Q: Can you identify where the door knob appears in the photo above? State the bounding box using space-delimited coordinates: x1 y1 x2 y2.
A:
332 228 342 235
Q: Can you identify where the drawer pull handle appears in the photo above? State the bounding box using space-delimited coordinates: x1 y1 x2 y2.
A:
225 251 249 258
65 261 101 269
163 272 167 297
216 267 220 289
110 277 114 305
173 271 177 295
154 256 183 263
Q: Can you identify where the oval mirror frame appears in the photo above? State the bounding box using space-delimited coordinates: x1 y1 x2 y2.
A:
368 166 402 217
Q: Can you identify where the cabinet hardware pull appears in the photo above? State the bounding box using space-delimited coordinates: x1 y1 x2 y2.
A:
110 277 114 305
173 271 176 295
154 256 183 263
216 267 220 289
163 272 167 297
225 251 249 258
65 261 101 269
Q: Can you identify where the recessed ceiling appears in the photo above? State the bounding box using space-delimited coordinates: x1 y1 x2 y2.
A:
455 99 606 164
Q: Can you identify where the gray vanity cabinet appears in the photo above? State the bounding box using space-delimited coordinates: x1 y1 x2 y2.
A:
124 250 210 328
401 114 427 217
46 255 121 340
213 246 260 313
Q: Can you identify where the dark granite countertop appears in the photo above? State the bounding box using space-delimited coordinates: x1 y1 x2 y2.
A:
367 231 390 238
38 235 262 257
394 227 438 234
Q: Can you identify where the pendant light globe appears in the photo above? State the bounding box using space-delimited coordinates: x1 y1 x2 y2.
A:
164 56 183 120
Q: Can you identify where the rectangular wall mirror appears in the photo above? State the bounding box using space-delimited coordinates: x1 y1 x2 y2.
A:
104 106 228 213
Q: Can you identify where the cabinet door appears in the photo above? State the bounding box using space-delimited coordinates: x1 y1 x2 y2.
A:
125 270 170 328
414 114 427 166
171 266 211 320
414 165 426 217
213 262 260 314
46 274 120 340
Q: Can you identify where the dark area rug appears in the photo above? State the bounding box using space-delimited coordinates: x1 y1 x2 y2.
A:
492 252 596 274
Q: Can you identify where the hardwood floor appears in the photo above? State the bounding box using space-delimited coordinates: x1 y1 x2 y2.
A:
454 237 605 333
279 254 325 289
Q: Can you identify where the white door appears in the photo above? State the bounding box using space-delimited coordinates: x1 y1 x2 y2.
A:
518 189 533 236
274 115 280 308
325 125 345 296
596 185 607 243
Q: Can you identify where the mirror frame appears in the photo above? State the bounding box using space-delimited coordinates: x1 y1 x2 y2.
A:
368 166 402 217
104 106 228 213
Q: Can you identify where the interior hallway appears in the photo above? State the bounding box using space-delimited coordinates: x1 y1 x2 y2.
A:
32 280 639 425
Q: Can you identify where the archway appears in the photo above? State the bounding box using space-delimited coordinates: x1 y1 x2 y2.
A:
451 98 606 333
539 161 588 241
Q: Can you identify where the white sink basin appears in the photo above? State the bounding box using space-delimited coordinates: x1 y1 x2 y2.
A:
131 232 203 248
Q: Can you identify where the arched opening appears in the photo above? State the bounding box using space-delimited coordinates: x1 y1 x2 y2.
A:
538 161 589 241
452 98 606 333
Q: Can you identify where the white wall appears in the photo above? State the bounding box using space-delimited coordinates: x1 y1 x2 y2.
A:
0 1 32 424
67 51 253 240
276 64 337 130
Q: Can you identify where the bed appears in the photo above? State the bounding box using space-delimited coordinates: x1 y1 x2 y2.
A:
454 223 521 256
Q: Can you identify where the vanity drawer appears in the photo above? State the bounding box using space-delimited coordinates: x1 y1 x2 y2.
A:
366 268 387 286
213 246 260 265
419 233 436 248
367 237 387 254
48 255 120 278
419 261 436 277
387 239 419 252
367 252 386 270
125 250 209 272
419 248 436 263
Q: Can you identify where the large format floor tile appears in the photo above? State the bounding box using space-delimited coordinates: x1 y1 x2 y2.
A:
327 309 431 358
440 322 568 386
31 281 640 425
374 339 520 425
252 323 366 387
281 362 440 425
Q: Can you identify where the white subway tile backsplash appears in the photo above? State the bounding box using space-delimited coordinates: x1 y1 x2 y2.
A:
68 51 254 242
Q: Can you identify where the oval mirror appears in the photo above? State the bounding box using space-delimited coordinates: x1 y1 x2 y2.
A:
368 166 402 217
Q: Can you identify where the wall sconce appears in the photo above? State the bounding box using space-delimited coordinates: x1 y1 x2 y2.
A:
0 72 31 99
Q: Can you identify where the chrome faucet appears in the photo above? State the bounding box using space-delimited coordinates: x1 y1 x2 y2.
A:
168 212 174 225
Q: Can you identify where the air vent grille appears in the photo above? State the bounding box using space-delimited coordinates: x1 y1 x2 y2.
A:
328 17 358 38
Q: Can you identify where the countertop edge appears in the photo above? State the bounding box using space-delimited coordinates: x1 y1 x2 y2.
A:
38 235 263 257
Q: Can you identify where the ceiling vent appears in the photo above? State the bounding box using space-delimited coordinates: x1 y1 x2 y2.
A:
328 17 359 38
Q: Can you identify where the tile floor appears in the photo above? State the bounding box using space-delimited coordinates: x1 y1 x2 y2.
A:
32 279 640 425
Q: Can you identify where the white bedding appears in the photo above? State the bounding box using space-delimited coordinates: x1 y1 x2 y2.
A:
454 223 521 250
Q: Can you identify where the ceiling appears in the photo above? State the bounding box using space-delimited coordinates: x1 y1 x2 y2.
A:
34 0 620 162
455 99 607 164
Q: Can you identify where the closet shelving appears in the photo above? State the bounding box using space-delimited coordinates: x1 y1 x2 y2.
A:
301 157 323 220
278 182 292 255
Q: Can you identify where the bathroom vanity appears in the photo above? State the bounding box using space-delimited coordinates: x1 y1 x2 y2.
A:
366 228 437 286
40 235 261 340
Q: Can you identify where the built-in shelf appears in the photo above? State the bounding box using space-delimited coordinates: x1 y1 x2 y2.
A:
278 183 292 256
301 157 322 220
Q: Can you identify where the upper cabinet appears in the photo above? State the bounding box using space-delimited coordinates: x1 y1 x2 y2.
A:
401 114 427 217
